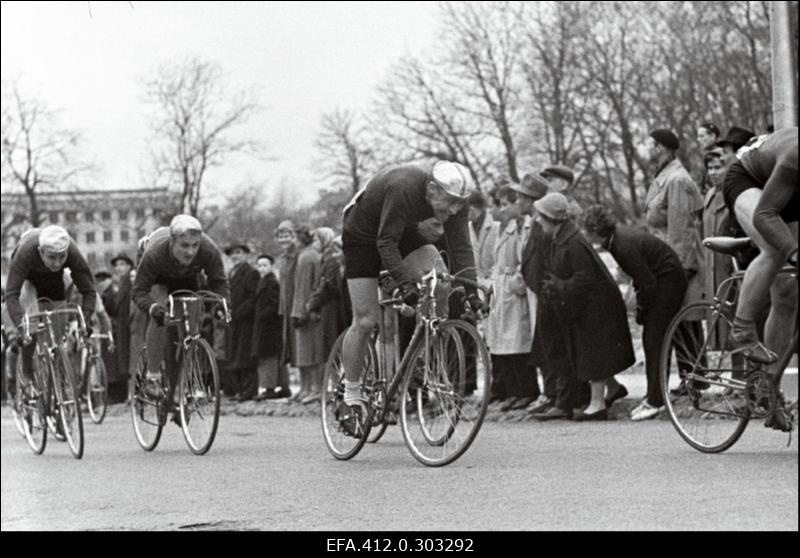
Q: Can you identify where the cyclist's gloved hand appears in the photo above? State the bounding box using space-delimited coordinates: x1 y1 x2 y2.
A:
291 316 307 329
212 303 227 322
788 249 798 268
379 273 398 295
399 283 420 307
85 325 94 338
466 292 488 315
149 303 167 327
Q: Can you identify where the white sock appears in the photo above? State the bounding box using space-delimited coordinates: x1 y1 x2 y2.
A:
343 379 362 405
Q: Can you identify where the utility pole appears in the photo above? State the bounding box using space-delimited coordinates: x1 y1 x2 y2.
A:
770 1 798 128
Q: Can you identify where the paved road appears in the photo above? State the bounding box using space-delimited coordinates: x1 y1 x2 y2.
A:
2 405 797 531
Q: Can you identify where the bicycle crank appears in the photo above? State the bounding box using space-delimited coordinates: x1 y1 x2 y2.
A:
745 370 778 419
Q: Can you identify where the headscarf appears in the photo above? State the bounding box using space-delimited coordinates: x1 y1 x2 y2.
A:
314 227 336 254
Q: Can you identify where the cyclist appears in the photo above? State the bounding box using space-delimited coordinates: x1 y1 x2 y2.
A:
131 215 229 412
722 127 798 368
4 225 97 395
338 160 483 435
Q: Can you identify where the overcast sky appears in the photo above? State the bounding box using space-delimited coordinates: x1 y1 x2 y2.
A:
0 0 440 205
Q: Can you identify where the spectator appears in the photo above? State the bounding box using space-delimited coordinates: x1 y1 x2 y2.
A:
274 221 299 398
252 254 288 401
530 194 635 422
291 225 324 405
696 122 721 151
224 242 260 401
306 227 345 375
702 149 737 303
467 191 499 289
641 128 706 394
583 205 688 420
331 236 352 328
540 165 583 221
108 253 134 403
486 183 537 411
716 126 756 166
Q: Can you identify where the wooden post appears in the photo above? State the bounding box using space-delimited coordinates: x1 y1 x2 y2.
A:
770 1 799 128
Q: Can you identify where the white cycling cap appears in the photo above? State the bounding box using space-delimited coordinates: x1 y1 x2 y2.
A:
169 214 203 236
431 161 475 199
38 225 71 253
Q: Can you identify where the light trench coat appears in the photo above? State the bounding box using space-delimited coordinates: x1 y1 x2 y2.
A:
486 215 536 355
644 158 705 319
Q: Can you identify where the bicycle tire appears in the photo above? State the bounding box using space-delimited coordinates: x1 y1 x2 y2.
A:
21 348 49 455
53 346 84 459
11 355 27 438
179 338 220 455
400 320 491 467
86 351 108 425
130 346 164 451
660 302 750 453
320 331 377 460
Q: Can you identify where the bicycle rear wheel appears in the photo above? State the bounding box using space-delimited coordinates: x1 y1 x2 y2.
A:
320 331 377 460
86 351 108 424
21 348 49 455
178 338 220 455
130 347 164 451
400 320 491 467
660 302 750 453
53 347 84 459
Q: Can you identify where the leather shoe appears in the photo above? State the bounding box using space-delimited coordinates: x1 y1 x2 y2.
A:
605 384 628 408
499 397 519 412
573 408 608 422
532 406 573 421
509 396 536 411
274 387 292 399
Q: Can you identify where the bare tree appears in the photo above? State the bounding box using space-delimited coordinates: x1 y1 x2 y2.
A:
1 82 94 227
313 108 375 194
143 56 263 216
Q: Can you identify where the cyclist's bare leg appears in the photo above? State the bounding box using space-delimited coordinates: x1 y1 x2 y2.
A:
342 278 379 388
735 191 796 365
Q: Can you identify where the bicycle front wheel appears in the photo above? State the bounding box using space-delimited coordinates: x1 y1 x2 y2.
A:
179 338 220 455
660 302 750 453
21 348 49 454
321 331 377 460
86 352 108 424
130 347 164 451
11 355 27 438
400 320 490 467
53 347 84 459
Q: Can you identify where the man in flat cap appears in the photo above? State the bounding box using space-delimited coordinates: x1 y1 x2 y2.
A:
5 225 97 392
337 160 483 434
541 164 583 221
641 128 706 413
223 242 260 401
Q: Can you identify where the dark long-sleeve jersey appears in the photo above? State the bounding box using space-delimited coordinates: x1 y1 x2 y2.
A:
132 227 229 313
5 228 97 327
342 165 477 287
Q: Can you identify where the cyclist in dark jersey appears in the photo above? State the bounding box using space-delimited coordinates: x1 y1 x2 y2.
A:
5 226 96 389
721 126 798 365
338 161 481 432
132 215 229 399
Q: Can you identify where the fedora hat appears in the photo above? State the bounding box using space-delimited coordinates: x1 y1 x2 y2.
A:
715 127 756 151
224 242 251 255
110 253 134 267
510 173 549 201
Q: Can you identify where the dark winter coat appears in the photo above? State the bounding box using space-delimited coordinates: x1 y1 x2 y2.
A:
251 271 282 358
306 253 345 361
225 261 260 369
537 221 635 382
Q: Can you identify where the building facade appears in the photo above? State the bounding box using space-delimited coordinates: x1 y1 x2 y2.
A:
1 188 178 285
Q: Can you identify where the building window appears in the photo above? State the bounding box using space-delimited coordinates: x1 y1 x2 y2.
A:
136 208 146 219
85 211 94 222
104 231 113 242
86 231 95 244
101 210 111 221
120 229 129 242
118 210 128 221
65 211 76 223
87 252 96 265
49 211 60 223
104 250 114 263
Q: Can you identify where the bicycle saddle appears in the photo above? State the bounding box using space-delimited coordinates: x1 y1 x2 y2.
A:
703 236 754 256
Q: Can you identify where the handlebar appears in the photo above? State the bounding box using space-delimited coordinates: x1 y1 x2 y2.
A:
167 290 231 324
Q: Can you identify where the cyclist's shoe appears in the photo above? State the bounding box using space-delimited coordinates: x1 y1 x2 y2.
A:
670 377 709 397
739 341 779 365
171 411 183 428
765 407 794 433
337 399 369 438
142 373 163 400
